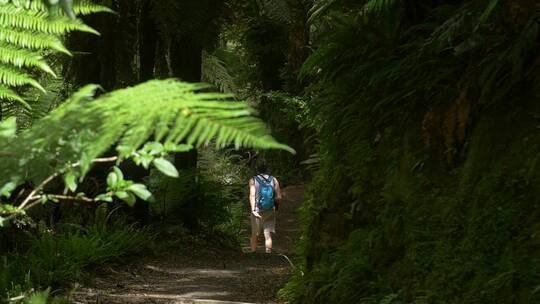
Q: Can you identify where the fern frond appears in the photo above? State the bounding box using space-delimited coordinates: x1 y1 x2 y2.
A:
72 0 114 15
8 0 113 15
0 1 111 105
0 27 70 54
0 64 45 92
0 79 294 187
202 52 237 93
0 85 28 107
0 5 98 34
0 43 55 76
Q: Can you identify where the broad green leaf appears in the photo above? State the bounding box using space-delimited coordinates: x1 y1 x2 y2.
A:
113 166 124 181
95 194 113 202
128 183 152 201
0 182 16 198
115 191 129 199
140 153 153 169
106 171 118 189
115 191 136 206
64 172 77 192
153 158 179 178
145 142 164 155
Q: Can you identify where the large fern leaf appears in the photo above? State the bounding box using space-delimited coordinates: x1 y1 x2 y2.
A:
0 0 109 108
0 79 294 189
0 5 98 34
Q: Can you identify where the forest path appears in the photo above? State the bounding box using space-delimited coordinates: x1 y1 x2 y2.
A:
73 185 305 304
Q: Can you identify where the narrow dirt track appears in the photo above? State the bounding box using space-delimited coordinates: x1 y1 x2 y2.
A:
72 185 304 304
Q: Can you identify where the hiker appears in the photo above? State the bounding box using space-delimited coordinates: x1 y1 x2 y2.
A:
249 160 282 253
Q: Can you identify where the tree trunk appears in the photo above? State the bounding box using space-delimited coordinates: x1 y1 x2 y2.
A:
67 0 151 225
168 35 202 230
139 0 157 82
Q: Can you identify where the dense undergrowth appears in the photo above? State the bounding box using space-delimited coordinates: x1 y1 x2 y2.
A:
0 147 251 302
148 147 252 245
278 1 540 303
0 205 152 302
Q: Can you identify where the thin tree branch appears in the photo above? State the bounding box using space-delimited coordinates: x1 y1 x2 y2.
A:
88 156 118 164
18 173 58 210
31 194 96 204
16 156 118 211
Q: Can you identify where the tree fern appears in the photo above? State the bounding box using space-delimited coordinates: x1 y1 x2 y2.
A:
202 51 237 93
0 0 111 108
0 79 294 202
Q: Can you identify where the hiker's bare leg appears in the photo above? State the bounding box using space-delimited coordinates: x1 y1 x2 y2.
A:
250 234 258 252
264 230 272 253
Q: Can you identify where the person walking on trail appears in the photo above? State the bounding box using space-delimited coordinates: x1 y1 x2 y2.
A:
249 160 282 254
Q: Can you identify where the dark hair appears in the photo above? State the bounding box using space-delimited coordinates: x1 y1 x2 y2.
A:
256 159 268 173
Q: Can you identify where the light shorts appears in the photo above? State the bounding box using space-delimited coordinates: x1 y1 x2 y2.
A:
250 210 276 237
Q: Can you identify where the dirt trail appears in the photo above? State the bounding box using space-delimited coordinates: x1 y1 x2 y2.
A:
73 185 304 304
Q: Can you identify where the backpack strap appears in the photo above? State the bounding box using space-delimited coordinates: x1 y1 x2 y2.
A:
258 174 273 184
254 175 264 185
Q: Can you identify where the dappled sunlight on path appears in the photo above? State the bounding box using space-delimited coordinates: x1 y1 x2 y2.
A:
72 185 304 304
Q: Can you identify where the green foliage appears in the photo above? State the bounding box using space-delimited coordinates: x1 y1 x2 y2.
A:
282 0 540 303
198 147 250 240
148 146 250 242
202 51 237 93
0 79 293 219
11 223 148 287
255 91 312 183
1 206 151 301
0 0 111 107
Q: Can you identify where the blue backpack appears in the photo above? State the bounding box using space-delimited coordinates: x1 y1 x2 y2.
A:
255 175 275 210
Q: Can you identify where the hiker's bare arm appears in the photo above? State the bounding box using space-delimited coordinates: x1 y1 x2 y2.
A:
274 178 283 201
249 178 256 210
